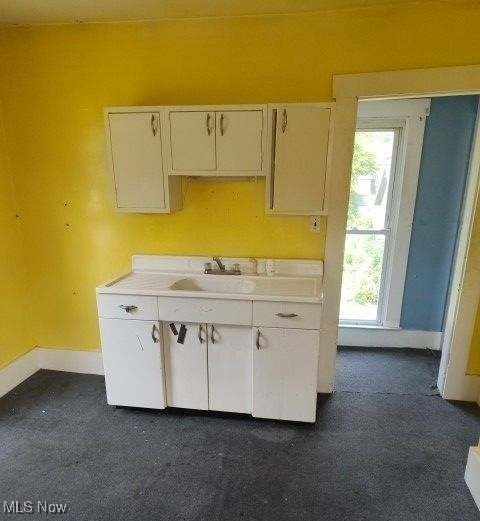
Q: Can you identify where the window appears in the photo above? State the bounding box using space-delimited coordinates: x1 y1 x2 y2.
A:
340 99 430 327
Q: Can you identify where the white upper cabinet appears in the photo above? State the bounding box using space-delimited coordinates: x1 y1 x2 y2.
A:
216 110 263 172
169 111 216 171
165 105 267 176
105 102 334 214
267 104 334 215
105 109 182 214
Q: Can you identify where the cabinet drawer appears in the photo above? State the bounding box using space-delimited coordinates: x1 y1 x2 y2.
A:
253 301 321 329
97 294 158 320
157 297 252 326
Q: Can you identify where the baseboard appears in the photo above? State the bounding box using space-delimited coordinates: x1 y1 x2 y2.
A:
338 326 442 350
0 348 104 398
0 350 38 398
36 348 104 375
466 446 480 510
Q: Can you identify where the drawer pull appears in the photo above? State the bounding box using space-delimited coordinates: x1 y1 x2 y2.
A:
198 324 204 344
151 323 159 343
210 325 216 344
275 312 298 318
118 305 138 313
256 329 261 350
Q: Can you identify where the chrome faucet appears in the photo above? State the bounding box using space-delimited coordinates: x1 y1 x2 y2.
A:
204 257 241 275
213 256 226 271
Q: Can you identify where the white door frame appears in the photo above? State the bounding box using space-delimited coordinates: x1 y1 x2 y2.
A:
320 64 480 401
438 100 480 400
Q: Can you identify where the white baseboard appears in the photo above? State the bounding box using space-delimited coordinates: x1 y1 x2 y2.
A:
338 326 442 350
36 348 104 375
466 446 480 511
0 350 38 398
0 348 104 398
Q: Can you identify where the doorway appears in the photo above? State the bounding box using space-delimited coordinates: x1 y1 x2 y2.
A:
336 94 480 394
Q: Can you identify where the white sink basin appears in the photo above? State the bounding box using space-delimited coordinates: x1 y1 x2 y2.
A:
170 276 256 294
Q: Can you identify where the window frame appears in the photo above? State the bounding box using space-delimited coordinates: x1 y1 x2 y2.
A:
340 99 430 327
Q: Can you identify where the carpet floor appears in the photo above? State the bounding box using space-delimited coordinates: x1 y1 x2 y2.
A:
0 348 479 521
335 346 441 395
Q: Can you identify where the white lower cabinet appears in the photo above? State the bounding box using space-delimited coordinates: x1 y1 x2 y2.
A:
98 297 321 423
163 322 209 410
208 325 252 414
252 327 320 422
99 318 166 409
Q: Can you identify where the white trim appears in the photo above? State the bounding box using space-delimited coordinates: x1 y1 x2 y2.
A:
338 326 441 350
438 99 480 401
466 446 480 511
36 348 104 375
0 350 38 398
357 98 431 119
0 348 104 399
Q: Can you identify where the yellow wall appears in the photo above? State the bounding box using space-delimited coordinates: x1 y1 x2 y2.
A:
0 47 32 366
1 1 480 357
468 305 480 374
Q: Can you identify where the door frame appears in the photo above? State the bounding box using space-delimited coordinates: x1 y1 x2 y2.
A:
320 64 480 401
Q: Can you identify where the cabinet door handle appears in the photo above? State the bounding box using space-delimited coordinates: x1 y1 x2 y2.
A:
275 312 298 318
220 113 225 136
151 114 157 136
118 305 138 313
281 109 287 133
210 325 216 344
206 113 212 136
151 323 159 343
256 329 261 350
198 324 204 344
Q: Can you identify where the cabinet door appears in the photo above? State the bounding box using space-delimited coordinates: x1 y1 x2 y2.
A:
108 112 166 210
208 325 252 414
272 106 331 213
99 318 166 409
216 110 263 172
169 111 216 172
252 327 320 422
163 322 208 410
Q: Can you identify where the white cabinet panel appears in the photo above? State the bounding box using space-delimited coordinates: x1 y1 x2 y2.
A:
169 111 216 171
163 322 209 410
108 112 166 210
208 325 252 414
99 318 166 409
216 110 263 172
157 297 252 326
252 327 320 422
270 105 332 214
253 301 321 329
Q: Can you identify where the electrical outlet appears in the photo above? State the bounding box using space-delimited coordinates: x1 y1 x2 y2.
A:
310 216 320 233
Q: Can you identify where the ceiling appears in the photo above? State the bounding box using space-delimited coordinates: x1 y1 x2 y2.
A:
0 0 423 25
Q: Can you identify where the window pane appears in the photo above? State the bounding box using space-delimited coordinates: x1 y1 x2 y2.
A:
347 130 396 230
340 233 385 322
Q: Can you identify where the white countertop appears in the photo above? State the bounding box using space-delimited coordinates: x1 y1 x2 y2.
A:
97 271 323 304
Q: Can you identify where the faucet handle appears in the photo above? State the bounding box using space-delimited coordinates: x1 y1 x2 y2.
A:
249 258 258 275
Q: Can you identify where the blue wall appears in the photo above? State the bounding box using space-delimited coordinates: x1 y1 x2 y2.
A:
400 95 478 331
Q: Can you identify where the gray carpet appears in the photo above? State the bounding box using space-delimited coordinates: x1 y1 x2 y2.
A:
0 348 479 521
336 346 441 395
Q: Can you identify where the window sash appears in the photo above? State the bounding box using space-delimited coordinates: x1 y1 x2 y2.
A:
341 126 402 325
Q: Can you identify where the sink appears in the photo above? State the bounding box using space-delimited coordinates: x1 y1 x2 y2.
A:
170 276 256 294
